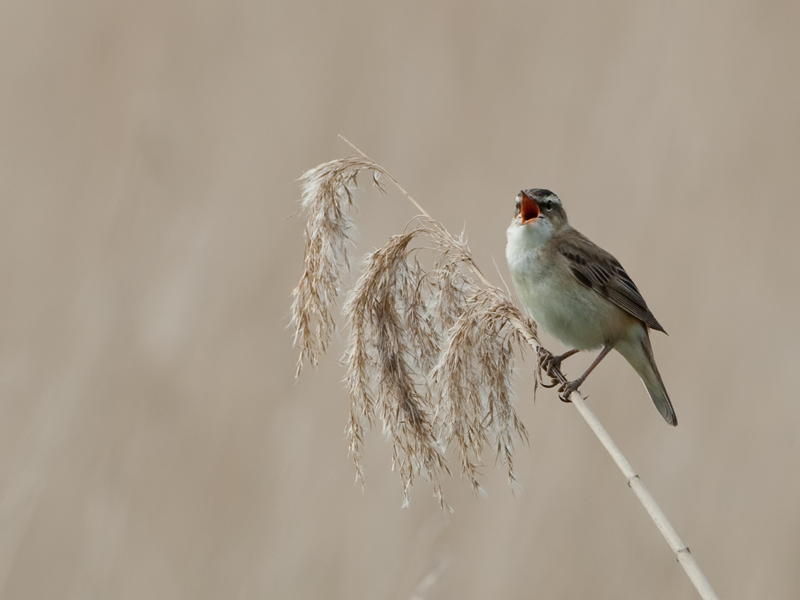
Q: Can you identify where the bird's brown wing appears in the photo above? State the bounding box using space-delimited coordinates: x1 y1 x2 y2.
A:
556 229 666 333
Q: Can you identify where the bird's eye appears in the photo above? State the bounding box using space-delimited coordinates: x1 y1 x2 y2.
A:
544 200 553 211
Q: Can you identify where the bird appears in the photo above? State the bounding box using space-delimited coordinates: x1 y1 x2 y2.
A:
505 189 677 426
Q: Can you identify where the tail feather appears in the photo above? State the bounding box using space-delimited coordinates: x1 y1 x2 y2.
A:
616 328 677 426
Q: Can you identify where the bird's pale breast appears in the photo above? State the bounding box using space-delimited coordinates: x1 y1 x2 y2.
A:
507 245 634 351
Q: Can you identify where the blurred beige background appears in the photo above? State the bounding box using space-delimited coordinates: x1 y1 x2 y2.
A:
1 0 798 598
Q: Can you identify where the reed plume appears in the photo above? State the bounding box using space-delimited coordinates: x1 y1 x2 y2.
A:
291 152 538 508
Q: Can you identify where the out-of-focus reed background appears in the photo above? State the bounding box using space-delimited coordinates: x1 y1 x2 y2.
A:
1 1 799 598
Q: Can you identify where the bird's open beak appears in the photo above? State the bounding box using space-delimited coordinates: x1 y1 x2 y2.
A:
520 192 540 223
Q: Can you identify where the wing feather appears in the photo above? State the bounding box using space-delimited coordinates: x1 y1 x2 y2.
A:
557 230 666 333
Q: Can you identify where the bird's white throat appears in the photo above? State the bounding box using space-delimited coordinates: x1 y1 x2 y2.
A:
506 217 554 258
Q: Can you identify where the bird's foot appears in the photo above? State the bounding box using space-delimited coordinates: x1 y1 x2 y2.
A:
557 377 585 403
538 349 561 372
537 348 566 389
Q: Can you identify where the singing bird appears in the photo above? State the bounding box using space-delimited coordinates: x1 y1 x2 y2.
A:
505 189 677 425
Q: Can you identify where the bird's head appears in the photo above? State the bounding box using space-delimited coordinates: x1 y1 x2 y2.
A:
507 189 568 249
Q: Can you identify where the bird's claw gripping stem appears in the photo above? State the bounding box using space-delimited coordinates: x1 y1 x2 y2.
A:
557 378 585 403
537 348 572 400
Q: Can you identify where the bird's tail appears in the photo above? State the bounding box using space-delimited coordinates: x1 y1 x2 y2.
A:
616 328 677 426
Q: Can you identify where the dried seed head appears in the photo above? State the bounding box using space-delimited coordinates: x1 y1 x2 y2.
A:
291 155 539 508
343 228 451 507
432 287 534 491
291 157 386 376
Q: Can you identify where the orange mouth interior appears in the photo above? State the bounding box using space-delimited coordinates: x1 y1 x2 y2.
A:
520 193 540 223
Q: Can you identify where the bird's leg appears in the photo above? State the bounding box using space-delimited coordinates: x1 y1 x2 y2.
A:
537 348 579 388
558 345 613 402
